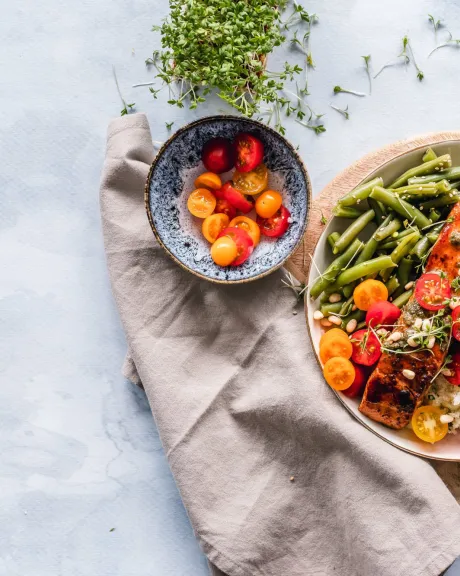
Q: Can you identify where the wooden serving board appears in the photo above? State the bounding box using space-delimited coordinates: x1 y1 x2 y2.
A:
286 132 460 501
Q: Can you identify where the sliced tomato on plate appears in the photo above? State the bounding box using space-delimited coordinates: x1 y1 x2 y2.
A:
445 345 460 385
350 329 381 366
365 300 401 328
219 182 254 213
342 363 368 398
202 138 234 174
217 227 254 266
257 205 291 238
411 406 448 443
214 197 237 220
414 273 451 311
234 133 264 173
452 306 460 342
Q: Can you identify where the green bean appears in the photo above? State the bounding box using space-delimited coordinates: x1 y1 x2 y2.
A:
369 186 431 229
374 217 402 242
385 275 400 296
379 226 420 250
380 231 420 282
342 282 356 299
389 154 452 188
392 289 413 308
408 166 460 185
309 238 364 300
410 236 431 260
367 197 387 223
397 226 420 238
356 320 367 330
333 209 375 254
429 208 441 222
355 214 392 265
392 183 438 197
320 302 343 316
327 232 341 250
339 295 355 316
334 255 396 287
436 179 452 193
423 147 437 163
378 239 398 251
419 192 460 210
426 223 444 245
397 257 413 289
338 177 384 206
450 181 460 190
340 309 365 331
332 205 365 218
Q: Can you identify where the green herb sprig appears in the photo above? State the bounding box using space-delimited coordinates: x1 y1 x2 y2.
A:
362 55 372 94
333 86 366 97
112 66 135 116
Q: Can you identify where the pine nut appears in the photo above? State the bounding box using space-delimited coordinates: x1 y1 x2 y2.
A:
346 319 357 333
329 316 342 326
427 335 436 349
313 310 324 320
388 331 402 342
404 281 414 290
402 369 415 380
440 414 454 424
328 293 342 303
413 318 423 329
320 318 332 327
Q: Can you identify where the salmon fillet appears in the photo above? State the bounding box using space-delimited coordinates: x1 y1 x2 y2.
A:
359 202 460 430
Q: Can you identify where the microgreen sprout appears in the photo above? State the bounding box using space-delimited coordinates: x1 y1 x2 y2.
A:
428 14 442 42
333 86 366 97
330 103 349 119
112 66 135 116
452 277 460 292
320 211 328 225
281 270 307 301
165 121 174 130
296 119 326 134
362 55 372 94
374 36 410 79
405 37 424 81
429 30 460 57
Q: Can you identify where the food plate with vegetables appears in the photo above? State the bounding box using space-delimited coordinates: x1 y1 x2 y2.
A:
307 142 460 460
146 116 310 283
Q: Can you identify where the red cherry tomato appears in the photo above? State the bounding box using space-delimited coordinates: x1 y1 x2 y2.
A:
365 300 401 328
219 182 254 214
257 205 291 238
234 133 264 173
214 197 237 220
217 227 254 266
202 138 234 174
452 306 460 342
350 329 381 366
342 363 368 398
445 346 460 386
414 273 451 311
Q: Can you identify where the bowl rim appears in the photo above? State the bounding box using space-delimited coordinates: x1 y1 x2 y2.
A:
144 114 312 284
305 138 460 461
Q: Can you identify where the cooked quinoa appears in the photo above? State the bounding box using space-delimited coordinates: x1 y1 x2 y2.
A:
426 375 460 434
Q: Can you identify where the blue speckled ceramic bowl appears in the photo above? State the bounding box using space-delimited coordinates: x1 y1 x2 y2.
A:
145 115 311 283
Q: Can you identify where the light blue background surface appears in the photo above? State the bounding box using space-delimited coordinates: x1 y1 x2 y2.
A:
2 0 460 574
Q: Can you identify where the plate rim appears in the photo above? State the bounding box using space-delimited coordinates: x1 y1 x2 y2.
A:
144 114 312 285
305 138 460 462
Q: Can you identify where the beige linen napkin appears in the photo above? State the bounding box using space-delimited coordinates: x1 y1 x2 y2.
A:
100 113 460 576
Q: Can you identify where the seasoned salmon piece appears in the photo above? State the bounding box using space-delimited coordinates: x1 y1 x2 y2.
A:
359 202 460 430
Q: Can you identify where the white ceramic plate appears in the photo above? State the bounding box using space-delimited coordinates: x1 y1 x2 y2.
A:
307 141 460 461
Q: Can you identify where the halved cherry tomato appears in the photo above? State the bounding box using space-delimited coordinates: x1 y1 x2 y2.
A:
211 236 237 266
234 133 264 173
233 163 268 195
411 406 448 443
187 188 216 218
257 205 291 238
319 333 353 364
453 306 460 342
202 213 229 243
342 363 368 398
255 190 283 219
319 328 349 349
323 357 355 390
217 227 254 266
350 329 381 366
214 198 237 220
194 172 222 190
414 273 451 311
365 300 401 328
202 138 234 173
353 279 388 311
219 182 254 214
229 216 261 246
445 346 460 386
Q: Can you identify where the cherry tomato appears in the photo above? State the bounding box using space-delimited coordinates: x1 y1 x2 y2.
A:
217 227 254 266
342 363 368 398
211 236 237 266
350 329 381 366
214 197 237 220
452 306 460 342
257 205 291 238
229 216 261 246
219 182 254 214
323 357 355 391
233 163 268 195
194 172 222 190
234 133 264 173
445 347 460 386
365 300 401 328
411 406 448 443
187 188 216 218
202 213 229 243
414 273 451 311
255 190 283 219
202 138 234 174
353 279 388 312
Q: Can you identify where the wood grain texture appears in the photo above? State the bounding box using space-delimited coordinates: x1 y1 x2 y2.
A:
287 132 460 500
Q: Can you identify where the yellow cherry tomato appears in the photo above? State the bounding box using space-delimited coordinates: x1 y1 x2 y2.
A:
233 163 268 195
202 213 230 243
255 190 283 218
411 406 449 444
229 216 261 246
353 279 388 311
323 357 355 390
187 188 216 218
194 172 222 190
211 236 237 266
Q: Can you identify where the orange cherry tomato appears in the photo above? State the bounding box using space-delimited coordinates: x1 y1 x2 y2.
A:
194 172 222 190
232 163 268 196
319 328 349 349
211 236 237 266
353 279 388 311
187 188 216 218
255 190 283 218
229 216 261 246
411 406 449 443
323 357 355 390
319 333 353 364
202 213 229 243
